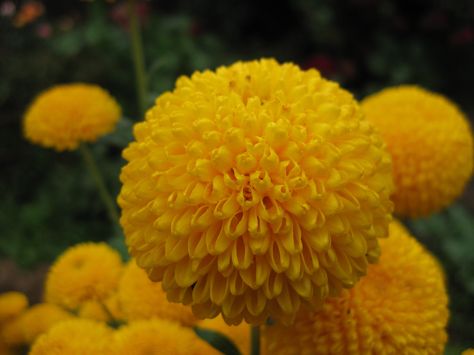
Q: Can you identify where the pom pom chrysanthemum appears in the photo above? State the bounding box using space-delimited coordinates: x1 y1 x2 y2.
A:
111 319 220 355
362 85 473 217
29 319 112 355
0 292 28 322
263 221 449 354
24 84 121 151
45 243 123 310
119 59 394 324
118 260 196 326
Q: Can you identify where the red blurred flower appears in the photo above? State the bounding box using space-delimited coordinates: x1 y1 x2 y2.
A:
450 26 474 46
110 1 150 30
36 22 52 38
302 54 337 77
13 0 43 28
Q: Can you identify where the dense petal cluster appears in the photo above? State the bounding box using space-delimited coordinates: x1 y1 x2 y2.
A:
18 303 72 344
199 315 250 355
45 243 123 310
362 85 473 217
24 83 121 151
264 221 449 354
29 319 112 355
119 59 393 324
0 292 28 322
118 261 196 326
111 319 220 355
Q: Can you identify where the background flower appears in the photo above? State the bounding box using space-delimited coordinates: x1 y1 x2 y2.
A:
263 221 449 354
119 59 393 324
23 83 121 151
362 85 473 217
45 243 123 310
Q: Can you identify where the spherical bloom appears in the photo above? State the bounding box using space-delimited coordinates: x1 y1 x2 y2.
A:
118 260 196 326
118 59 394 324
462 349 474 355
199 315 250 355
45 243 123 310
0 292 28 322
19 303 72 344
29 319 112 355
111 319 220 355
24 83 121 151
361 85 473 217
263 221 449 355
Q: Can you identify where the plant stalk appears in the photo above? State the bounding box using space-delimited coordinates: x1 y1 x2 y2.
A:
127 0 148 118
251 325 260 355
79 144 120 226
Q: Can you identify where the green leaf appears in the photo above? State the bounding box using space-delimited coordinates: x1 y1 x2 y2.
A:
194 326 242 355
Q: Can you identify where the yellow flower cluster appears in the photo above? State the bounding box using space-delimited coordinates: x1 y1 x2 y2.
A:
118 260 197 326
362 85 473 217
23 84 121 151
45 243 123 310
119 58 394 325
263 221 449 354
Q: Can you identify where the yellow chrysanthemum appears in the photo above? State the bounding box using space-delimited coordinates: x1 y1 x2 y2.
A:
18 303 72 344
361 85 473 217
77 294 123 322
462 349 474 355
111 319 220 355
200 315 250 355
118 260 196 326
45 243 123 310
263 221 449 355
118 59 394 324
1 317 24 346
23 83 121 151
29 319 112 355
0 292 28 322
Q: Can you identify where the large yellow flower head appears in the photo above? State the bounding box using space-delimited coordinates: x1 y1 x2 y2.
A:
118 260 196 326
263 221 449 354
24 83 121 151
361 85 473 217
200 315 250 355
18 303 72 344
111 319 220 355
29 319 112 355
118 59 394 325
0 292 28 322
45 243 123 310
462 349 474 355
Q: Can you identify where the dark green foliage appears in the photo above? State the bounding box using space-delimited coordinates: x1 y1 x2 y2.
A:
194 326 242 355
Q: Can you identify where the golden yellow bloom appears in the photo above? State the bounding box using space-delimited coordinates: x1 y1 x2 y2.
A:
264 221 449 354
119 59 393 324
462 349 474 355
0 292 28 322
200 315 249 355
112 319 220 355
362 85 473 217
118 260 196 326
45 243 123 310
1 317 24 346
29 319 112 355
24 83 121 151
19 303 72 344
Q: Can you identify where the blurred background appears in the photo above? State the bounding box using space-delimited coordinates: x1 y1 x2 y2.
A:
0 0 473 352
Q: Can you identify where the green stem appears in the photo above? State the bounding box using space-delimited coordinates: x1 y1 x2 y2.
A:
79 144 120 226
250 325 260 355
127 0 148 118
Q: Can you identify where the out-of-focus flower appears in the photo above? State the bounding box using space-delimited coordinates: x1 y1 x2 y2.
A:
0 292 28 322
200 315 249 355
263 221 449 354
118 261 196 326
462 349 474 355
0 1 15 17
362 85 473 217
1 318 24 346
16 303 71 344
119 58 393 324
13 1 43 27
35 22 52 39
450 26 474 46
111 319 221 355
78 294 123 322
24 84 121 151
110 1 150 30
29 319 112 355
303 54 337 78
45 243 123 310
